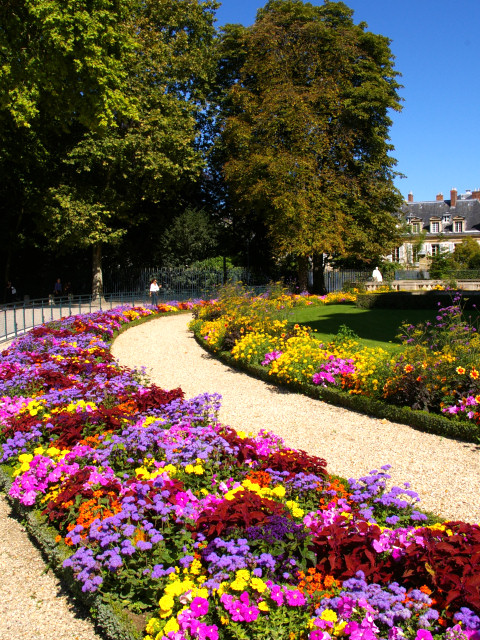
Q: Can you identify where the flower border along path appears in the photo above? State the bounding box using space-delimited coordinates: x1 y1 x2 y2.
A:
114 313 480 524
1 305 480 640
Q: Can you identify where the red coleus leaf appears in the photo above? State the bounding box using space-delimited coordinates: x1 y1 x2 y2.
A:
193 489 288 541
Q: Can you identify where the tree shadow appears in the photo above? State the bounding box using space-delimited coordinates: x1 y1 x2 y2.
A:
298 307 438 347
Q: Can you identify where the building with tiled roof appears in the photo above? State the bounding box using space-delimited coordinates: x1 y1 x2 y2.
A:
391 188 480 267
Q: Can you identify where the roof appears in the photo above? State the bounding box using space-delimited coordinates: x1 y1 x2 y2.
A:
400 198 480 233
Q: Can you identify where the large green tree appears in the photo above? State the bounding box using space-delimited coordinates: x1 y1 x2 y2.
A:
0 0 139 291
216 0 403 291
0 0 219 296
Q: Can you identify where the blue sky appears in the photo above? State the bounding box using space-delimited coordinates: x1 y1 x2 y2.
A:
215 0 480 202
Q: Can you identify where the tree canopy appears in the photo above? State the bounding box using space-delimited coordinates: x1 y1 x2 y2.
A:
1 0 405 296
0 0 219 296
215 0 403 289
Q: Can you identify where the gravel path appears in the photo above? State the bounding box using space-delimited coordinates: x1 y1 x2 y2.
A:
112 313 480 524
0 495 102 640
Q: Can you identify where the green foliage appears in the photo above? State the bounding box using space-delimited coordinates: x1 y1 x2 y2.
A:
379 260 397 281
354 291 479 310
190 256 236 270
331 324 360 346
428 249 454 279
216 0 403 279
452 237 480 269
161 208 220 267
0 0 139 131
0 0 219 292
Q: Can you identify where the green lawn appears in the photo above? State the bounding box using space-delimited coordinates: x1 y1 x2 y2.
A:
291 303 438 352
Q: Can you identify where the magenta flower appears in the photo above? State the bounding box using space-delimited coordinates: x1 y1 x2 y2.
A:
241 604 259 622
284 589 306 607
261 350 283 366
269 584 284 606
415 631 433 640
190 596 209 617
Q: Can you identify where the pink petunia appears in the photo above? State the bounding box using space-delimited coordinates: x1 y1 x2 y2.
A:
415 631 433 640
284 589 306 607
190 596 209 617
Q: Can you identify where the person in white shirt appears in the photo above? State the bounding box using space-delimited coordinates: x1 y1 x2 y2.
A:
149 278 160 305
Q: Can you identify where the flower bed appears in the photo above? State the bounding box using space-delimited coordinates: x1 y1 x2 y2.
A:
0 302 479 640
190 287 480 441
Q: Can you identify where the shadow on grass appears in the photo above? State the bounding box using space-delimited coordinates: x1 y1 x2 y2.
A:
293 304 439 350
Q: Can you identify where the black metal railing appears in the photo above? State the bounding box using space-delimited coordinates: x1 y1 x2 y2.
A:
0 293 152 343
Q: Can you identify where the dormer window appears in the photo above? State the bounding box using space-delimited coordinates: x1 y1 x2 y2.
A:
411 222 421 234
430 221 440 233
454 220 464 233
442 214 451 223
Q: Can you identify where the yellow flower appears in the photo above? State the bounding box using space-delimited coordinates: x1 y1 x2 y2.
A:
189 559 202 575
159 594 175 611
185 464 195 474
163 464 177 476
321 609 338 623
456 366 466 375
258 601 269 612
230 578 247 591
271 485 286 498
145 617 161 635
235 569 250 581
250 577 267 593
334 621 348 636
162 617 180 634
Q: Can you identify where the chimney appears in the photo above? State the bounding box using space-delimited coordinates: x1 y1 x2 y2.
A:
472 188 480 201
450 188 457 207
407 191 414 203
436 193 443 201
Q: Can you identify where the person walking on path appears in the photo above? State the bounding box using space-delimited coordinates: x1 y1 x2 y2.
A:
149 278 160 305
53 278 62 299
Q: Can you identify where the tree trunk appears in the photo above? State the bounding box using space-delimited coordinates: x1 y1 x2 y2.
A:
223 255 227 285
92 242 103 300
311 253 327 295
296 255 309 292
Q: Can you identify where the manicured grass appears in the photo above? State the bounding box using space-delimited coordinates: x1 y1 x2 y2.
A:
291 303 438 352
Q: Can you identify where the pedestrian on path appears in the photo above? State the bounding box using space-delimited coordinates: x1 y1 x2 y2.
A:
149 278 160 305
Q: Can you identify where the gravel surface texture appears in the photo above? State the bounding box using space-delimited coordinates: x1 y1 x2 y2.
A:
0 494 102 640
112 313 480 524
0 312 478 640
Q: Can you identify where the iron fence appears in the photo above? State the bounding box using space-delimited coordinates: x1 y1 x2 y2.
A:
103 266 259 301
324 270 372 291
0 293 151 344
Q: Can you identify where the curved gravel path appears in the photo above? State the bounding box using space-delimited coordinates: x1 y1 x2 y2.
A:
112 313 480 524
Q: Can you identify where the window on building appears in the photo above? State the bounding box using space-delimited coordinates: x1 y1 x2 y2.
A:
430 221 440 233
431 244 440 256
411 222 421 234
454 220 463 233
391 247 400 262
